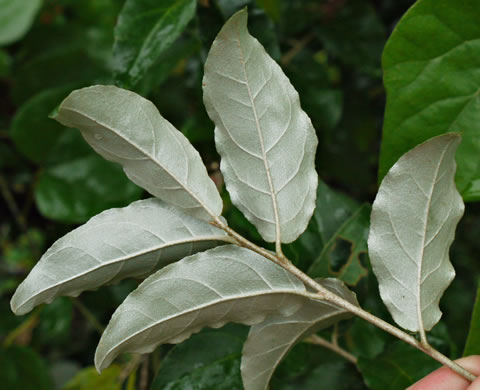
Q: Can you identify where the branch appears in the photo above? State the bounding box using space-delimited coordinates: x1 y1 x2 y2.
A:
215 220 477 383
304 334 357 364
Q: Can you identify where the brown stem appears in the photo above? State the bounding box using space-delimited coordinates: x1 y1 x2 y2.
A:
305 334 357 364
214 220 477 382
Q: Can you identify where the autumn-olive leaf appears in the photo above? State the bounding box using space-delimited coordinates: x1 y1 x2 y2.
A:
368 133 464 334
94 245 310 372
241 278 357 390
53 85 223 221
11 199 231 315
203 9 318 245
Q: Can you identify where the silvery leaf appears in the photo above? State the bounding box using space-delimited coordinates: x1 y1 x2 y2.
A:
241 278 357 390
368 133 464 333
53 85 222 221
94 245 308 372
11 199 231 315
203 9 318 244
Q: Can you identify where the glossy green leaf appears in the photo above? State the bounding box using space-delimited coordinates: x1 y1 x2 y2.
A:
35 152 142 223
10 86 74 163
12 28 110 104
464 282 480 356
308 204 370 285
346 318 386 359
203 9 318 244
0 0 41 46
379 0 480 200
241 278 357 390
278 362 365 390
54 85 223 221
113 0 196 88
11 199 231 315
35 297 73 345
63 365 122 390
136 38 199 95
0 48 11 76
358 341 441 390
95 245 309 371
0 346 53 390
369 134 464 332
151 326 246 389
32 128 142 224
304 181 370 285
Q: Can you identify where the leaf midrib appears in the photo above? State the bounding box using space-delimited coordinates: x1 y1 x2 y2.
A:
16 235 229 311
99 289 309 368
416 142 450 334
233 20 282 246
60 103 217 219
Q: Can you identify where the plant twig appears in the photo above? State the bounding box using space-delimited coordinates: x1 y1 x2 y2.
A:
305 334 357 364
214 220 477 383
71 298 105 335
118 354 142 384
280 33 315 66
0 174 27 231
139 355 149 390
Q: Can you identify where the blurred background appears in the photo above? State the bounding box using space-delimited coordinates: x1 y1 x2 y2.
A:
1 0 479 389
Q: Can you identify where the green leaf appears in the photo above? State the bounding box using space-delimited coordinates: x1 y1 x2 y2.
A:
358 341 441 390
63 365 122 390
255 0 281 21
305 181 370 285
203 9 318 244
11 199 231 315
35 151 142 223
0 0 42 46
315 0 386 76
136 37 199 95
151 325 247 390
279 362 365 390
0 48 11 76
241 278 357 390
369 134 464 333
94 245 309 371
54 85 223 222
0 345 53 390
36 297 73 345
12 28 110 104
379 0 480 200
308 204 370 285
10 86 74 163
464 282 480 356
346 318 386 359
113 0 197 88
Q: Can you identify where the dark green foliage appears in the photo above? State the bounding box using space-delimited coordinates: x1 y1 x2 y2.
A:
1 0 479 389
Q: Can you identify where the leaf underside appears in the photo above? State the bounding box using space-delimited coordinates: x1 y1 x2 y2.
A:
94 245 308 372
11 199 230 315
241 278 357 390
203 9 318 244
368 133 464 332
54 85 223 221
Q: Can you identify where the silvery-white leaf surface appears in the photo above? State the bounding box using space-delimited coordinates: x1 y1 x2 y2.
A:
203 9 318 244
11 199 231 316
53 85 222 221
94 245 308 372
368 133 464 332
241 278 357 390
